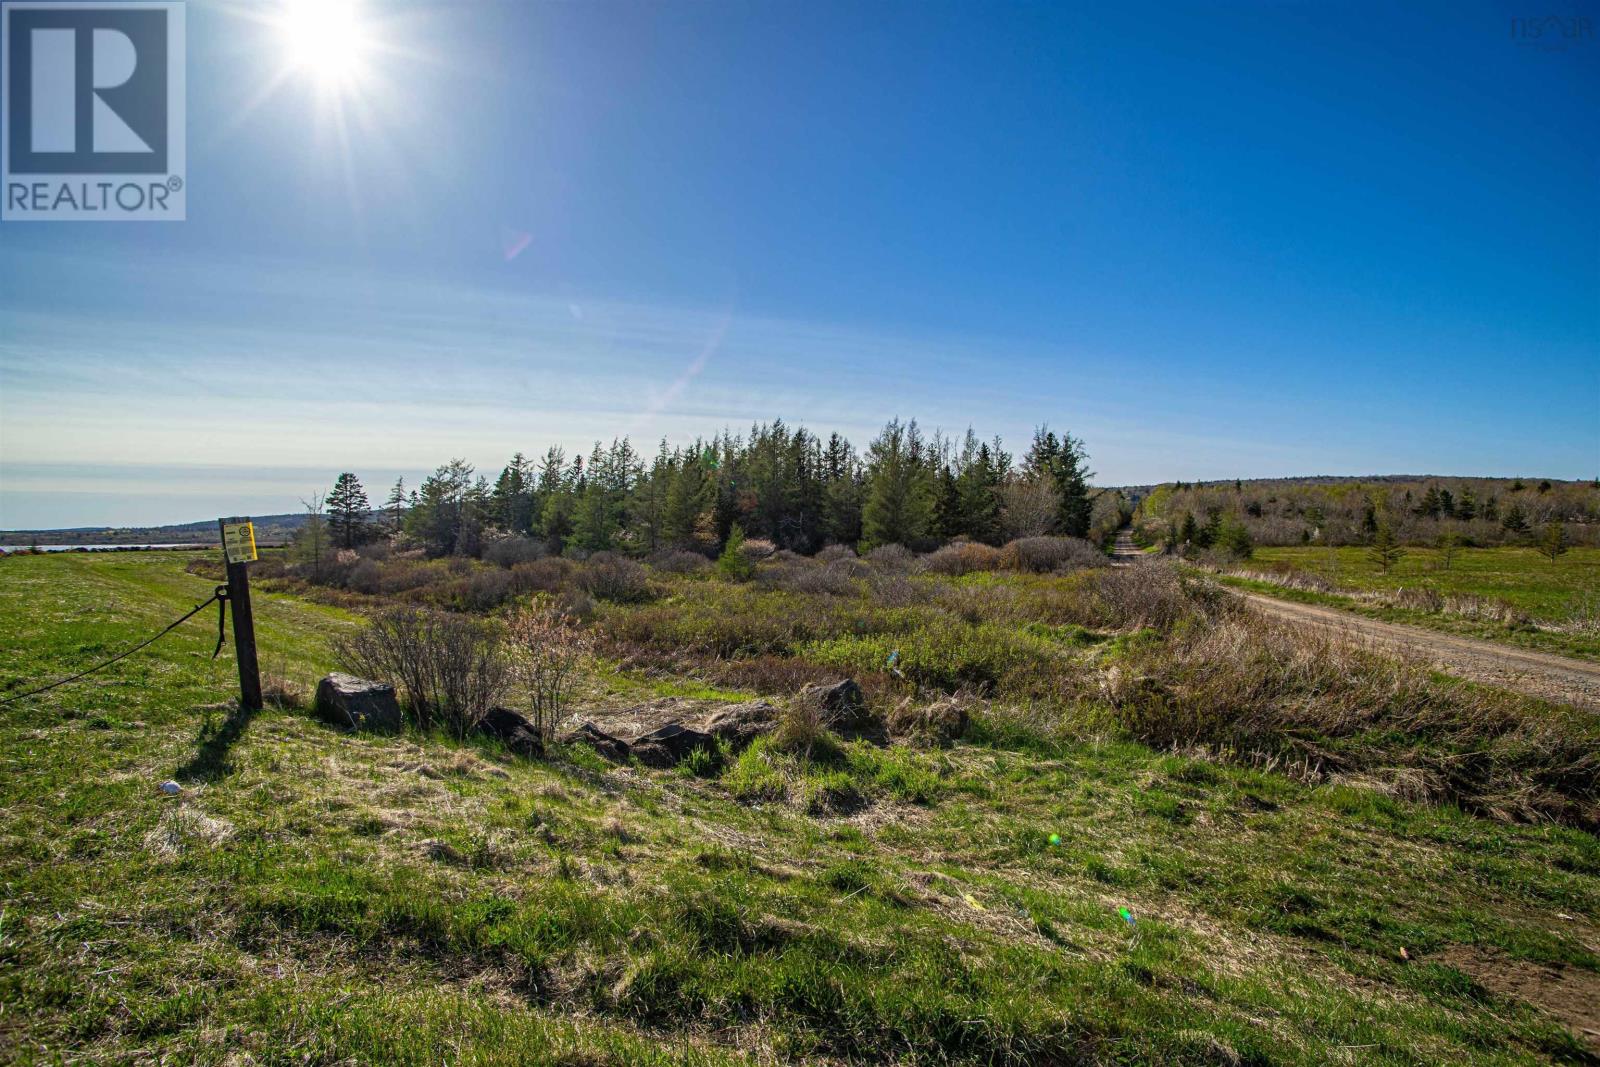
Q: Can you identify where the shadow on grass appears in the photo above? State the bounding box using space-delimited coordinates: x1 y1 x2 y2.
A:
175 701 258 782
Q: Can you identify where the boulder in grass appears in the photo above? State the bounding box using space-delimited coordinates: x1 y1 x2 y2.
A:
799 678 882 739
478 706 544 759
314 673 402 732
631 722 717 768
558 721 632 763
700 700 780 750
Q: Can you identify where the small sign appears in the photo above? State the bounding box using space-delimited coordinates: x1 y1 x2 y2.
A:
221 521 256 564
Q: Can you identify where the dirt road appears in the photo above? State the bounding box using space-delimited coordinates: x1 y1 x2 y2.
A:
1109 529 1600 710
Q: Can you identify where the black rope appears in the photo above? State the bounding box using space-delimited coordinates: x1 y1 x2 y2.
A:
0 586 229 707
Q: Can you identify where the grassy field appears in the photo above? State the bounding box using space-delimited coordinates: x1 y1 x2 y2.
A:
1226 546 1600 661
2 551 1598 1064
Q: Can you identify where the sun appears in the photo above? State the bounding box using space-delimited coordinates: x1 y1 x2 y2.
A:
274 0 373 90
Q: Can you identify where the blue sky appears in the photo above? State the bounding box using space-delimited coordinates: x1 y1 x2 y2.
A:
2 0 1596 528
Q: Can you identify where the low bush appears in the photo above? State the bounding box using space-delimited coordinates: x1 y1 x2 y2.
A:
1083 564 1212 631
815 544 856 562
334 607 510 737
865 544 915 570
999 536 1106 573
648 548 711 574
510 557 575 595
920 541 1003 576
433 567 515 613
507 604 591 740
578 552 653 603
483 536 546 569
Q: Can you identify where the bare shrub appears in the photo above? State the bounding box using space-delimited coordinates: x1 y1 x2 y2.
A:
1084 563 1204 630
770 562 860 597
435 567 514 612
998 477 1060 541
483 536 546 569
649 548 710 574
999 536 1106 573
578 552 653 603
865 544 914 570
740 538 778 562
348 559 384 595
334 607 509 737
510 557 575 595
356 540 393 562
507 605 591 740
555 587 597 622
816 544 857 562
868 573 933 608
920 541 1003 576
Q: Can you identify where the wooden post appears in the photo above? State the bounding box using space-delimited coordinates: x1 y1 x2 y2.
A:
218 517 263 711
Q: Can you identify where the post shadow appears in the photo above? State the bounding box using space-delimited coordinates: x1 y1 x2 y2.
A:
174 700 258 782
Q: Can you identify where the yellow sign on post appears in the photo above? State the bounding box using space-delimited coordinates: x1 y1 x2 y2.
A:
222 521 258 565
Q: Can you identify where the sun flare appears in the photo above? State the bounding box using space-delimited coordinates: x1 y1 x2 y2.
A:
275 0 372 90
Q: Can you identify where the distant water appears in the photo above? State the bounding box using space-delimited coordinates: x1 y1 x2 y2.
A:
0 544 206 553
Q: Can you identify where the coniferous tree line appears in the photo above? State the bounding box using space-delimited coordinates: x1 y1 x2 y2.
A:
311 419 1100 560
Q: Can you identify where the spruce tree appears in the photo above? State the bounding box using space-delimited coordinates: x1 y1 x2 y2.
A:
325 472 371 549
1367 522 1404 574
1538 522 1568 563
861 419 937 550
384 477 406 535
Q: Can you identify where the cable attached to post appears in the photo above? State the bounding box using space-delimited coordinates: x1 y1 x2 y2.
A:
0 589 227 707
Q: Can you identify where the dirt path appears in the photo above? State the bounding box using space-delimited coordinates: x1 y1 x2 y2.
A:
1236 592 1600 710
1108 528 1600 710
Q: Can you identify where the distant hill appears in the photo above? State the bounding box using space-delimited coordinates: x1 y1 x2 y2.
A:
0 513 308 548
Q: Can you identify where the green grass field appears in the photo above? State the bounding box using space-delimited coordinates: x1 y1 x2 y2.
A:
2 551 1598 1064
1229 546 1600 661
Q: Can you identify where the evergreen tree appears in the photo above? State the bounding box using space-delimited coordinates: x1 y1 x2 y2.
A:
405 459 477 557
1538 522 1568 563
663 448 713 547
325 472 371 549
860 419 937 550
1367 522 1404 574
491 453 535 535
1023 426 1093 537
1179 512 1199 547
716 524 754 581
384 477 407 536
1436 531 1461 571
1501 502 1529 534
822 432 864 546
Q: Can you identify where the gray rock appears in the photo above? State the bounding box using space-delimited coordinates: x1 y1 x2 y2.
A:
479 706 544 759
802 678 879 734
700 700 780 749
630 722 716 768
558 721 632 763
314 672 402 732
